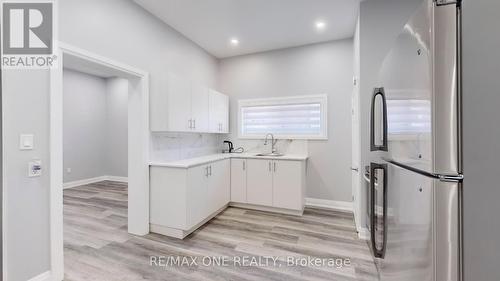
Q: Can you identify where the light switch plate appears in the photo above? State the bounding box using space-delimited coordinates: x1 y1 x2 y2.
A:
20 134 34 150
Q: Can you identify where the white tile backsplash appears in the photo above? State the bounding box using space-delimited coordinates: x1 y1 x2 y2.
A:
230 139 308 155
150 133 308 162
150 132 225 162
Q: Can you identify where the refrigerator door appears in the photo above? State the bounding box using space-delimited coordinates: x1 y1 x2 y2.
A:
369 1 462 280
376 0 460 175
377 161 434 281
375 160 461 281
377 0 433 174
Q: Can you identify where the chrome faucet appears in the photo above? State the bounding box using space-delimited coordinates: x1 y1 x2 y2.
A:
264 133 278 153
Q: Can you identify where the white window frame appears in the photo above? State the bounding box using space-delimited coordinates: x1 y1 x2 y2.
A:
237 94 328 140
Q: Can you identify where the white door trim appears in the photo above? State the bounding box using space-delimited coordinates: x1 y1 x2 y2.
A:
49 42 150 280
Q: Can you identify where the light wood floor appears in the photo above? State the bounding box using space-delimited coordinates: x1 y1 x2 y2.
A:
64 181 378 281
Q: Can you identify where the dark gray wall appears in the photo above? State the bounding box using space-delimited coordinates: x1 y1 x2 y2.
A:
462 0 500 279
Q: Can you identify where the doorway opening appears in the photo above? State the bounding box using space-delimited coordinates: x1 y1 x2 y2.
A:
49 43 149 280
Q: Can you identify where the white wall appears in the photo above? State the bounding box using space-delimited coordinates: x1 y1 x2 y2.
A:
3 0 221 279
105 77 129 178
219 39 354 202
63 69 129 183
3 70 51 281
63 69 108 183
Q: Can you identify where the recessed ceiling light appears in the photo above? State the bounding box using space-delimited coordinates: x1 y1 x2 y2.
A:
315 21 326 31
230 38 239 46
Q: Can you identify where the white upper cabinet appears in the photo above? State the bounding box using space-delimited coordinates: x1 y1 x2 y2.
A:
168 74 192 131
191 83 209 132
209 89 229 133
150 72 229 133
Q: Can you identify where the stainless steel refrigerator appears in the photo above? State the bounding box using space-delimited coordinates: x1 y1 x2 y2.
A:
368 0 462 280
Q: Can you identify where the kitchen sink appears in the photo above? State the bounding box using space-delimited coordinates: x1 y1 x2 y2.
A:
255 153 284 157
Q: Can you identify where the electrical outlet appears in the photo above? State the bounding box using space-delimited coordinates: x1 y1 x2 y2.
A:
28 160 42 177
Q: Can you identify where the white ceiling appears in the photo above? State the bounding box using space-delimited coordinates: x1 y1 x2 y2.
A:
134 0 362 58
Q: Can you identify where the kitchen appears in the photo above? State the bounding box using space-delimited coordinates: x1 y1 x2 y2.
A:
1 0 499 281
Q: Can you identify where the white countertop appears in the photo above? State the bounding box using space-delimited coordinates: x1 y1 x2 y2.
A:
149 153 308 168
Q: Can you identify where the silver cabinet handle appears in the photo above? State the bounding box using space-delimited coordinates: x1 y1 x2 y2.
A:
205 166 209 177
351 167 359 172
274 162 276 172
209 165 212 176
193 119 196 129
269 162 271 172
243 161 245 170
188 119 192 129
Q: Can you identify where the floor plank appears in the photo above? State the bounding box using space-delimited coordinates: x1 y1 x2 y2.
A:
64 181 378 281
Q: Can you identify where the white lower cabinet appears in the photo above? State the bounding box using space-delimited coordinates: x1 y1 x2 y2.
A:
151 157 305 239
150 159 230 239
207 159 230 214
186 165 208 228
230 159 247 203
246 159 273 206
272 160 305 210
233 158 305 212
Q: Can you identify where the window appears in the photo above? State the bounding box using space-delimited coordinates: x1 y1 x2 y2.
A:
387 99 431 135
238 95 327 139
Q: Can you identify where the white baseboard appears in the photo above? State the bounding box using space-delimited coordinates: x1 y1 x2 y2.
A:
229 202 304 216
28 271 51 281
357 226 370 240
305 198 353 213
105 175 128 183
63 175 128 189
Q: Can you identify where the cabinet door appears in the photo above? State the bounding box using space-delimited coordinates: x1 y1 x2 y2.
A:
272 160 304 210
230 159 247 203
207 160 230 214
209 90 229 133
219 94 229 133
191 83 209 132
167 74 192 132
246 159 273 206
187 165 208 228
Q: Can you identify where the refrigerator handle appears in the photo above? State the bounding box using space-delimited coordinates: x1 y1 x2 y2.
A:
370 162 388 259
370 87 388 151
